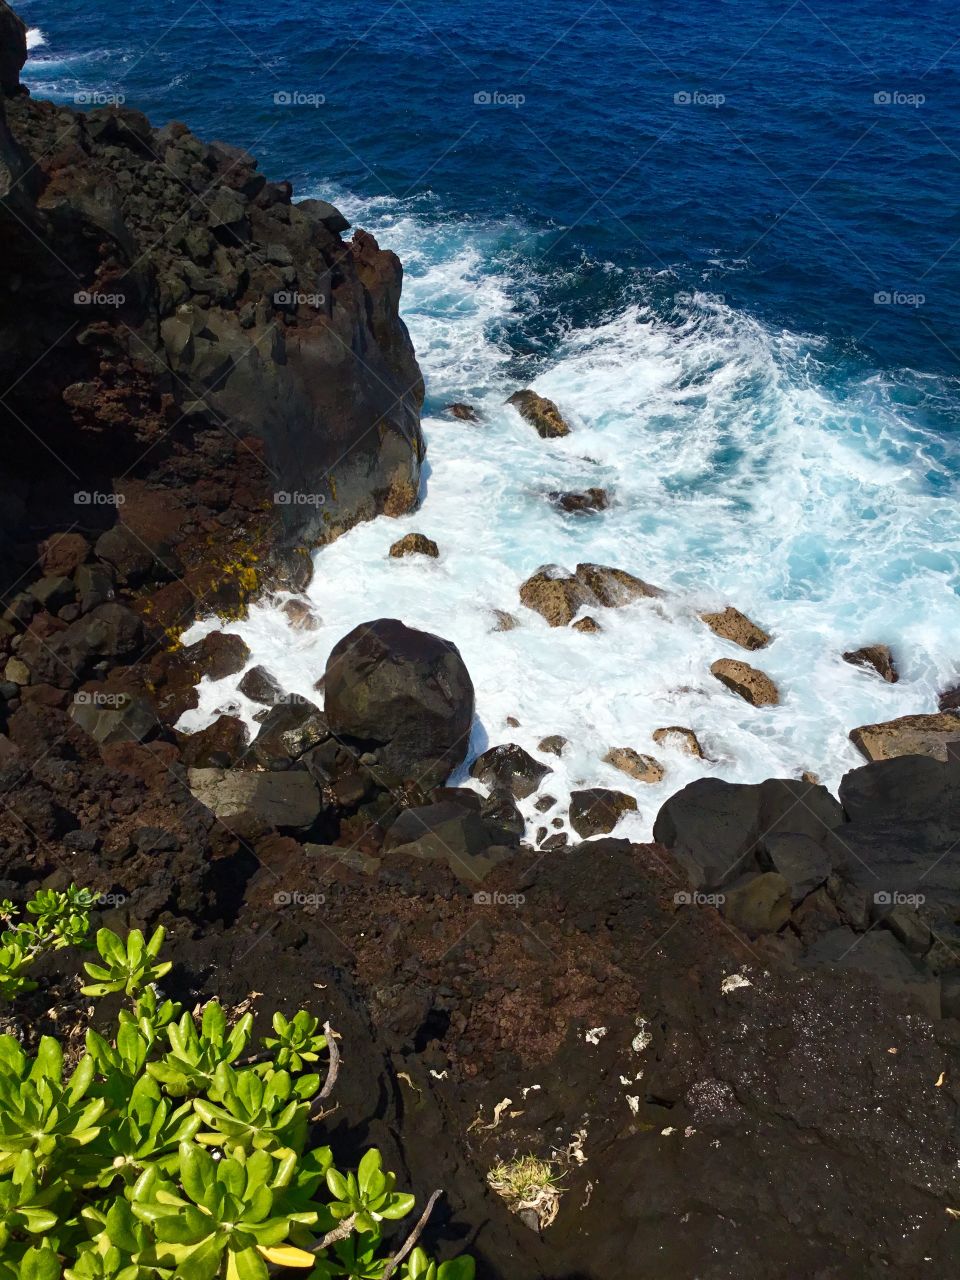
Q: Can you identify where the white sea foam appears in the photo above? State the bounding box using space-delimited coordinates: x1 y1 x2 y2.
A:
26 27 46 50
179 197 960 841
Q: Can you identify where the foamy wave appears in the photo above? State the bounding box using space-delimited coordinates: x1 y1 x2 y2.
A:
178 199 960 841
26 27 46 50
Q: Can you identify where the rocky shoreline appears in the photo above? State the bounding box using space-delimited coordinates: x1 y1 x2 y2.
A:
2 6 960 1275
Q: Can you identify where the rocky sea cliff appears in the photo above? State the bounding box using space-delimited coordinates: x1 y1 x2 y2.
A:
1 4 960 1275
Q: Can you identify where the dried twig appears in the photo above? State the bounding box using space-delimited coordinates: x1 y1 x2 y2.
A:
312 1212 357 1253
381 1189 443 1279
319 1020 340 1099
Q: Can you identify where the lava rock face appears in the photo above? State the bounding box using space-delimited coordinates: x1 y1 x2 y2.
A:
0 1 25 96
323 619 475 787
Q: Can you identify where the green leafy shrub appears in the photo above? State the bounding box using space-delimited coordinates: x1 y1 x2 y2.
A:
0 914 474 1280
0 886 96 1000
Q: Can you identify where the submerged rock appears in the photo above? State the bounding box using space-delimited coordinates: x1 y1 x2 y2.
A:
444 402 480 421
572 616 601 633
519 562 660 627
491 609 519 632
281 599 320 631
506 389 571 438
849 713 960 763
652 725 704 758
700 606 771 651
842 644 898 683
538 734 568 757
389 532 439 558
569 788 638 838
710 658 779 707
324 619 474 786
603 747 664 783
549 487 608 515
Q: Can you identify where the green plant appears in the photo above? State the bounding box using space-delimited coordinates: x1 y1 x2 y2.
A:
0 886 95 1001
0 920 474 1280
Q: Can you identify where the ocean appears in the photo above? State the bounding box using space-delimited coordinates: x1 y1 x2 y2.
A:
21 0 960 838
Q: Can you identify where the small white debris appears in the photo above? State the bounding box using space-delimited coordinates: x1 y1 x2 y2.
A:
661 1126 675 1136
631 1017 652 1052
522 1084 542 1098
626 1095 640 1115
684 1126 697 1138
585 1026 607 1045
721 972 751 996
429 1069 448 1080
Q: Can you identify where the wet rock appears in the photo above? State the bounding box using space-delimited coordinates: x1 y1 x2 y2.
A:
538 735 567 757
603 747 664 783
800 927 941 1018
572 616 601 633
324 619 474 787
842 644 898 683
281 599 320 631
569 788 638 838
39 532 90 577
700 606 771 650
183 631 250 681
652 725 704 757
760 833 832 903
519 566 592 627
0 0 26 94
849 713 960 763
479 789 526 836
188 767 321 832
938 683 960 712
534 794 556 812
721 872 791 936
470 743 551 800
69 693 157 745
506 389 571 438
492 610 518 632
549 487 608 515
576 563 661 606
444 402 479 421
252 699 329 769
389 533 439 558
237 665 284 705
710 658 779 707
177 715 250 768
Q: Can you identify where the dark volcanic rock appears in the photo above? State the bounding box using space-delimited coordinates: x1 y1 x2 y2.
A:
549 487 608 515
323 619 474 787
237 665 284 705
183 631 250 682
0 1 26 95
382 800 517 882
569 788 638 838
177 714 249 768
800 927 940 1017
252 699 328 769
470 743 551 800
759 832 832 903
721 871 791 935
188 766 321 833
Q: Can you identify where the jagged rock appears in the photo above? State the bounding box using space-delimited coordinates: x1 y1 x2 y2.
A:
849 714 960 763
27 576 76 612
39 533 90 577
843 644 898 683
700 606 770 650
383 800 517 882
573 616 601 633
281 599 320 631
538 735 568 757
183 631 250 681
603 747 664 783
577 563 661 606
939 683 960 712
470 743 551 800
506 389 571 438
94 525 162 585
0 0 26 94
389 533 439 558
875 904 931 955
480 789 525 836
800 927 940 1018
74 565 114 613
70 693 157 745
519 566 592 626
492 610 518 632
710 658 779 707
4 657 27 685
652 726 704 757
324 619 474 786
760 833 832 903
252 699 329 769
445 402 479 421
19 604 142 688
188 767 321 832
569 788 638 838
177 715 250 768
294 197 350 234
839 755 954 826
238 665 284 705
721 872 791 936
549 488 608 515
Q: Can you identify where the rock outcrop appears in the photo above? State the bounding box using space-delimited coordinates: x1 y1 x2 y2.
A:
323 619 475 786
710 657 779 706
700 606 770 650
519 562 661 626
849 713 960 762
842 643 898 682
506 389 571 438
389 533 439 558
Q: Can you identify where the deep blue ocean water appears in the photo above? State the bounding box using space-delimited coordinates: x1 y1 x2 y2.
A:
19 1 960 830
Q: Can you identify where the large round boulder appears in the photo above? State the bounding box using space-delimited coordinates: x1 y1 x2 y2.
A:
323 619 475 786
